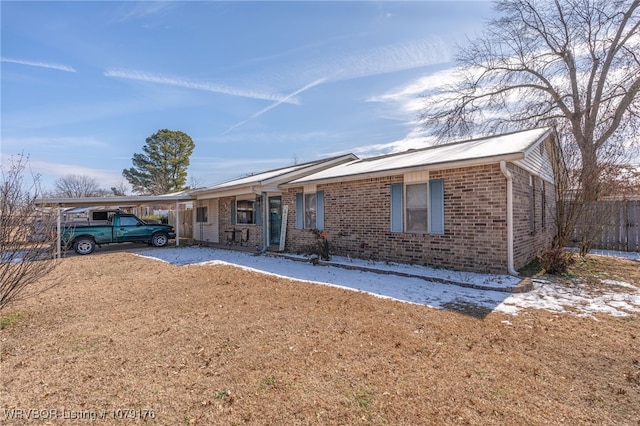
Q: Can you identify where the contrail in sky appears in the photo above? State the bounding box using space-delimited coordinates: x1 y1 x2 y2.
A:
222 77 327 135
104 68 298 104
1 57 76 72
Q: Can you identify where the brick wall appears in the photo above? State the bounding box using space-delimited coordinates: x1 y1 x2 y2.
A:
218 197 264 249
283 163 555 274
511 165 557 268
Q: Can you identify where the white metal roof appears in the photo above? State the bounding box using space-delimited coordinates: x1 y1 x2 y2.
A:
289 128 554 185
191 153 358 196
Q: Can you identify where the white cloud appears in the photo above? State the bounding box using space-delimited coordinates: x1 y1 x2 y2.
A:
1 57 76 73
222 38 451 135
0 153 124 190
116 1 176 23
280 37 452 86
331 38 452 81
1 136 108 151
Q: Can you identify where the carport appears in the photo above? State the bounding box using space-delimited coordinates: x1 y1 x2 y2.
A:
35 194 195 258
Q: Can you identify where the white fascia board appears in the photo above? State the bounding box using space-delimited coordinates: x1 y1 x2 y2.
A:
196 188 256 200
36 195 194 207
196 184 283 200
283 153 524 187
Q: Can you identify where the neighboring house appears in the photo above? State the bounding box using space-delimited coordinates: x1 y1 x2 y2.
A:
190 128 558 274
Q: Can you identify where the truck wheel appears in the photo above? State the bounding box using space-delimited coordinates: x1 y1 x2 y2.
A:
73 238 96 255
151 232 169 247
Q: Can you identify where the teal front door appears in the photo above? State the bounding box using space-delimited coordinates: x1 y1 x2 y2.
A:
268 197 282 245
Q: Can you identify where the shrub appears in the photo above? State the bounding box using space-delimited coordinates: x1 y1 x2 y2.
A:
540 248 575 275
304 229 330 261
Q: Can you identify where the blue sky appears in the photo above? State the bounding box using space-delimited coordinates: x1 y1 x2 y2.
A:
1 1 494 192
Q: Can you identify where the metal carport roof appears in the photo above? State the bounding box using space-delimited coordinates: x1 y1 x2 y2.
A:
35 194 195 257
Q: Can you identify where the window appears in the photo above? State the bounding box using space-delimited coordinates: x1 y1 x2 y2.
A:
390 180 444 234
230 197 261 225
296 191 324 230
406 183 428 233
236 199 255 224
119 216 140 226
304 193 316 229
92 211 109 221
196 206 208 223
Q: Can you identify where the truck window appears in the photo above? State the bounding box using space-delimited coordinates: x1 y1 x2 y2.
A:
92 211 109 221
119 216 140 226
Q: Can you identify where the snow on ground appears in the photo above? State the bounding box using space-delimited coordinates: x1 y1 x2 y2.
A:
138 246 640 318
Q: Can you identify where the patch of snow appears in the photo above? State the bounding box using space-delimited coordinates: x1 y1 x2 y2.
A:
137 247 640 318
601 279 637 290
566 247 640 262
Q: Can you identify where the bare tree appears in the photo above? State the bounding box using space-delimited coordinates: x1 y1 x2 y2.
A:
188 176 206 191
420 0 640 248
52 174 110 198
1 154 59 311
110 180 130 196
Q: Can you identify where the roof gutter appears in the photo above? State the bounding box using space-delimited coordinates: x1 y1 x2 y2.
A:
500 161 519 276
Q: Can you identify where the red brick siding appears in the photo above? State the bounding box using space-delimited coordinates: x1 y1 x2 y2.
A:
510 165 556 269
218 196 264 248
284 163 555 274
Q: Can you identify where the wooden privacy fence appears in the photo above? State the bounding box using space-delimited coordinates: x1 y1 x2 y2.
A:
168 208 193 239
570 200 639 252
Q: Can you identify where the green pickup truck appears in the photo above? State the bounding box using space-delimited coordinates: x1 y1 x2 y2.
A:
61 212 176 255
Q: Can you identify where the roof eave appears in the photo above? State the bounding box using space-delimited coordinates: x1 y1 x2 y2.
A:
261 153 358 186
35 194 195 207
193 154 359 199
282 153 525 187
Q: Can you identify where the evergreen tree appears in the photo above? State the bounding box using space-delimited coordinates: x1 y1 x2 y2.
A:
123 129 195 195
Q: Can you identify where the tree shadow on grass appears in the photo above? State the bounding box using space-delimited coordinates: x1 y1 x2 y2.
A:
441 299 496 320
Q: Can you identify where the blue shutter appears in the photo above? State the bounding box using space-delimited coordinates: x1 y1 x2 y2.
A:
316 191 324 230
295 193 303 229
230 199 236 225
390 183 403 232
429 179 444 234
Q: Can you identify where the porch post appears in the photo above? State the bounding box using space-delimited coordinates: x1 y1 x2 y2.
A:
175 200 180 247
262 192 268 252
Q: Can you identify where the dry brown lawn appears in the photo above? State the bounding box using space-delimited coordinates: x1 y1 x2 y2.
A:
1 251 639 425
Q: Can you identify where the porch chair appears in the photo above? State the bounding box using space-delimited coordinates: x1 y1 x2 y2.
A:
240 228 249 246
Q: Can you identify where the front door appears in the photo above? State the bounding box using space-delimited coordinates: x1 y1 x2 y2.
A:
268 197 282 245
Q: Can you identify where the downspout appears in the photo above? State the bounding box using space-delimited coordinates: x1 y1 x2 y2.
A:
500 161 519 276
